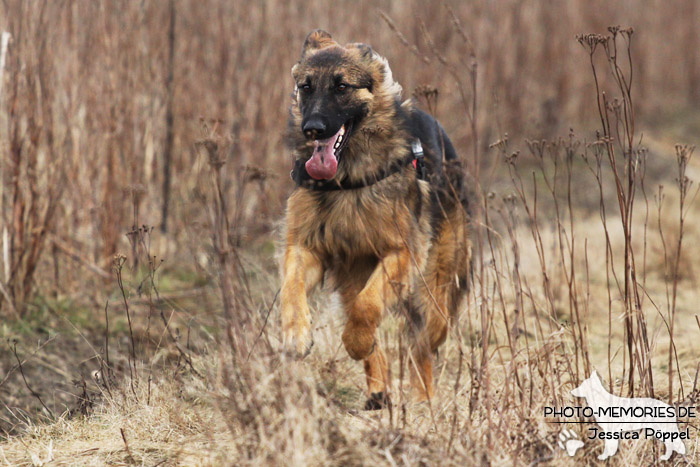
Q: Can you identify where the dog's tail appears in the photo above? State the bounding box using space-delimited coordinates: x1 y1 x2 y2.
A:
436 121 459 161
406 107 459 162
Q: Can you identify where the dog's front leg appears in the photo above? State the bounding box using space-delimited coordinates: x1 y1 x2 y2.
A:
280 243 323 358
342 248 411 361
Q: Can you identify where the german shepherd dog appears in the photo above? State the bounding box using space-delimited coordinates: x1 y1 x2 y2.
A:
281 30 471 409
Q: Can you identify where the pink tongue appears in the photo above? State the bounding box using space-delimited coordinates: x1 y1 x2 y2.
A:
305 132 340 180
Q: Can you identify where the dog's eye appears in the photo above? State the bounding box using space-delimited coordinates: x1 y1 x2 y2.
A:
300 84 312 93
337 83 347 92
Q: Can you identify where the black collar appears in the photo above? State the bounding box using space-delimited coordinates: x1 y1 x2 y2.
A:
291 142 426 191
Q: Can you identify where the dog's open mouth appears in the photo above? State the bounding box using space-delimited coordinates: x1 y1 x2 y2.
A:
305 121 353 180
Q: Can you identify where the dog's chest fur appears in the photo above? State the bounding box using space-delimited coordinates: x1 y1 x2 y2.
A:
286 172 431 262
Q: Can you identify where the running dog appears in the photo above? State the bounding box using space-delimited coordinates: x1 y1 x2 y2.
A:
280 30 471 409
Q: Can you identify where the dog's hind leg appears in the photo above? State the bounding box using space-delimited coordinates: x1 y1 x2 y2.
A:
409 335 434 401
404 295 435 401
423 206 470 352
363 347 389 410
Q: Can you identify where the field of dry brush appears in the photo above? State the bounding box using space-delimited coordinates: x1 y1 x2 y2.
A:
1 1 699 465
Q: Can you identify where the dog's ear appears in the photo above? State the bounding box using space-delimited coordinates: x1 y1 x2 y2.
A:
590 370 599 381
301 29 336 58
346 42 374 60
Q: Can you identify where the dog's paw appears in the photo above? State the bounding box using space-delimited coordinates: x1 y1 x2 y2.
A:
342 320 376 360
282 326 314 359
364 392 390 410
558 429 584 457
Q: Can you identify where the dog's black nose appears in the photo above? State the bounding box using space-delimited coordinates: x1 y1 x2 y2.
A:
303 117 326 139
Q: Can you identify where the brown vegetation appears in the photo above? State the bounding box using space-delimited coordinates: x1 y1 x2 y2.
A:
0 1 699 465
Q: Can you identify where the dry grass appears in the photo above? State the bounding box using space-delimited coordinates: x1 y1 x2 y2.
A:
1 1 700 465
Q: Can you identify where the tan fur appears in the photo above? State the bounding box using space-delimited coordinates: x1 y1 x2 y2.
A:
281 31 471 404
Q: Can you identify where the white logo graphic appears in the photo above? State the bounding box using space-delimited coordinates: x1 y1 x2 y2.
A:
558 429 584 457
571 371 687 461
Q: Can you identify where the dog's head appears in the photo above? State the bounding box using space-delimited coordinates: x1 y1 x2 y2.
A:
289 30 402 180
571 370 603 399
